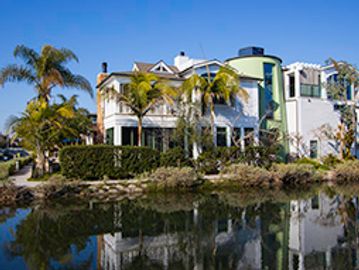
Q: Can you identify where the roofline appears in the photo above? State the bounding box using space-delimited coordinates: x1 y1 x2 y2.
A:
239 75 263 81
96 72 185 88
179 59 224 74
225 54 283 63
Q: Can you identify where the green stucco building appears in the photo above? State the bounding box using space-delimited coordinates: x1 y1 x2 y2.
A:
226 47 289 157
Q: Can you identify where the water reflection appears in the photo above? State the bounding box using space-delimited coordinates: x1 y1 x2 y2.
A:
1 189 359 269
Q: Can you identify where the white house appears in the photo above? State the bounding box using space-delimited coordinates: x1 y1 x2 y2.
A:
288 193 345 270
283 62 357 158
96 52 261 157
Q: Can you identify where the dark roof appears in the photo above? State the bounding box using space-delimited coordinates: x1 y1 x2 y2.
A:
96 71 184 88
134 61 180 74
225 54 283 63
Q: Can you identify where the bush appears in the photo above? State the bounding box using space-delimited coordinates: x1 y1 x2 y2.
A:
0 157 32 180
59 145 160 180
196 147 242 174
221 164 276 188
160 147 192 167
295 157 327 170
333 160 359 184
321 154 342 169
146 167 201 190
273 163 317 186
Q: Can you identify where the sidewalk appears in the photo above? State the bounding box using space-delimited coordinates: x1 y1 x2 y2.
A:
9 165 41 188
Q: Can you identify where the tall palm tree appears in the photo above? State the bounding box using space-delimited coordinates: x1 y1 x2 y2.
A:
105 72 176 146
0 45 93 102
181 65 249 144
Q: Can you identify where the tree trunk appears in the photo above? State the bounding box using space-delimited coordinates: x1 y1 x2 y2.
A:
138 117 143 147
339 122 345 160
34 145 46 178
210 102 216 145
184 123 189 158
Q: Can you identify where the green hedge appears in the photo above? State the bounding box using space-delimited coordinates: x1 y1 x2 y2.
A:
160 147 192 167
59 145 160 180
196 147 242 174
0 156 32 180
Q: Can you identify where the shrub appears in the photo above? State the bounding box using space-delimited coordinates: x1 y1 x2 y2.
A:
333 160 359 184
321 154 342 169
59 145 160 180
146 167 201 190
196 147 242 174
294 157 327 170
221 164 277 188
273 163 318 186
160 147 192 167
0 157 32 180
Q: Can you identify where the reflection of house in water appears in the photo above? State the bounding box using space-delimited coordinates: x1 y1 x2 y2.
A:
96 193 358 270
97 206 262 270
289 193 346 270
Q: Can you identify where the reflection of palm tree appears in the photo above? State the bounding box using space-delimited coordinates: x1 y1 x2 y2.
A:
337 196 358 243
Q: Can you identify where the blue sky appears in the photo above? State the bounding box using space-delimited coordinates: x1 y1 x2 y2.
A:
0 0 358 132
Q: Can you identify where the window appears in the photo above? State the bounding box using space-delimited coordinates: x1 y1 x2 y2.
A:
311 196 319 209
327 74 352 100
289 75 295 97
122 127 174 151
122 127 137 146
309 140 318 159
216 127 227 147
105 128 114 145
300 84 321 97
231 128 241 147
263 63 274 118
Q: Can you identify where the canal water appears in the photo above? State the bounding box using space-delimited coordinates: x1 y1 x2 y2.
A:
0 187 358 269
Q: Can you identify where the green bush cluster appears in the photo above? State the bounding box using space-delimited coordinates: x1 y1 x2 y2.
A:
160 147 192 167
294 157 326 170
59 145 160 180
333 160 359 184
0 157 32 180
146 166 201 190
273 163 317 186
196 147 242 174
321 154 342 169
221 163 276 188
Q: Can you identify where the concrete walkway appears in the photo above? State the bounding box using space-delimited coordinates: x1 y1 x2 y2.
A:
9 165 41 188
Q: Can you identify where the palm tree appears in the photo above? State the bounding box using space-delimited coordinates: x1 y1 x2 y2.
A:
325 58 359 159
7 98 77 177
181 65 249 144
0 45 93 102
105 72 176 146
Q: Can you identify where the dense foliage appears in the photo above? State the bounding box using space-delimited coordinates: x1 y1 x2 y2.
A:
196 147 242 174
146 166 201 190
60 145 160 180
8 97 91 177
333 160 359 183
160 147 191 167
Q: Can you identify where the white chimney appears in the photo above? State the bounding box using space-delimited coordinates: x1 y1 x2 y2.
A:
174 51 191 71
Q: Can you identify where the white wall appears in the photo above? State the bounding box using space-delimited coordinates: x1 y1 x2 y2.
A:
298 98 339 156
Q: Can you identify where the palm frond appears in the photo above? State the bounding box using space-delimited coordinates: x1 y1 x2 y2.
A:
0 65 37 87
4 115 21 135
14 45 39 69
61 71 93 97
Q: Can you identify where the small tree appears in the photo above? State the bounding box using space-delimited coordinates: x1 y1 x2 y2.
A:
7 97 89 177
105 72 176 146
325 58 359 159
181 65 249 144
